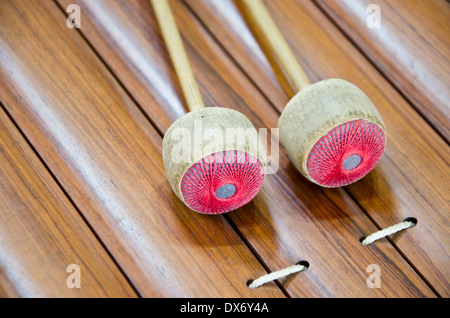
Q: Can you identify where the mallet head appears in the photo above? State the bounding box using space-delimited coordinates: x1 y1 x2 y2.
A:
163 107 266 214
279 79 386 187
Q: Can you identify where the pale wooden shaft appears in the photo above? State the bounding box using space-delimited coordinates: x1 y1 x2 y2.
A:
151 0 205 111
240 0 310 92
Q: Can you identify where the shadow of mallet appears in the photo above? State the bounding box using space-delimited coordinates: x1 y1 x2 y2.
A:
152 0 266 214
240 0 386 187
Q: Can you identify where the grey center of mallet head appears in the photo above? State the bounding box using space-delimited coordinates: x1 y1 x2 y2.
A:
215 184 237 199
343 154 362 170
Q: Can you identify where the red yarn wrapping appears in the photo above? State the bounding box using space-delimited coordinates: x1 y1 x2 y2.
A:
306 119 385 187
180 150 265 214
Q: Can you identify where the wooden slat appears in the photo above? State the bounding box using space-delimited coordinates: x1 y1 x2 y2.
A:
184 0 450 296
55 0 438 297
0 108 137 297
0 0 283 297
315 0 450 141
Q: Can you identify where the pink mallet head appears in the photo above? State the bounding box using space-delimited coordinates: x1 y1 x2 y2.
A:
180 150 264 214
163 107 266 214
306 119 385 187
279 79 386 187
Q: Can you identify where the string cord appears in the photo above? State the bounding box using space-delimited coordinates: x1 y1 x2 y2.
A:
248 262 308 289
247 219 416 289
361 219 416 245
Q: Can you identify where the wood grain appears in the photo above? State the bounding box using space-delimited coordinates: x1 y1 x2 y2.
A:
0 0 283 297
0 107 136 297
315 0 450 142
55 0 437 297
185 0 450 296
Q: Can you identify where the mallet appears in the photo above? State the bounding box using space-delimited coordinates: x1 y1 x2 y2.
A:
239 0 386 187
152 0 266 214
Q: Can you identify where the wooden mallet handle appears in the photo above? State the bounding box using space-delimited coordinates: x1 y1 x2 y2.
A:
151 0 205 111
239 0 310 92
